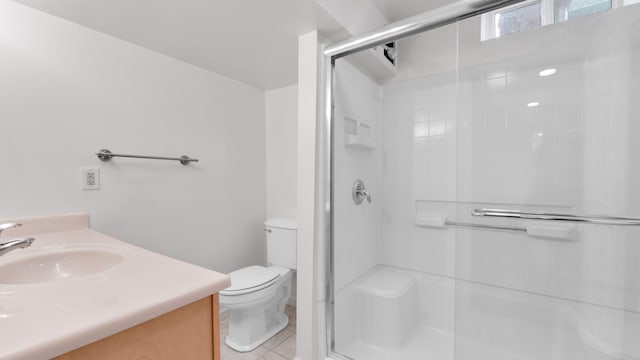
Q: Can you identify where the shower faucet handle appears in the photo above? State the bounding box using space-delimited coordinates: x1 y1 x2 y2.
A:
362 189 372 203
352 179 371 205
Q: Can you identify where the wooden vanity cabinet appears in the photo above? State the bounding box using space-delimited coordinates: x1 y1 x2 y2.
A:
54 294 221 360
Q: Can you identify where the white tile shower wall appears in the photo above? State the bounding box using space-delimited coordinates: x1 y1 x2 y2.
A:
333 60 381 292
394 25 458 81
0 1 266 274
377 6 640 313
380 49 459 276
459 9 640 312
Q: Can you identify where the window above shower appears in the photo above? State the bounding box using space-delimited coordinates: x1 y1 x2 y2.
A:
481 0 638 40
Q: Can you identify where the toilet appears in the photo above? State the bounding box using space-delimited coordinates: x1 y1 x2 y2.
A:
219 217 297 352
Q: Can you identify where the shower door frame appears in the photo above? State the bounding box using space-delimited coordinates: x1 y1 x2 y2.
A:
318 1 529 359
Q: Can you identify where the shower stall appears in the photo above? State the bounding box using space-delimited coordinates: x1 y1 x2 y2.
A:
321 0 640 359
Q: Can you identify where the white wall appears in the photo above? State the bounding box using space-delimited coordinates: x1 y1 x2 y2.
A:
265 84 299 307
296 31 321 360
0 0 266 274
266 85 298 219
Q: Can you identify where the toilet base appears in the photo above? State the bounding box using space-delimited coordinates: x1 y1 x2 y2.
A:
225 312 288 352
223 269 292 352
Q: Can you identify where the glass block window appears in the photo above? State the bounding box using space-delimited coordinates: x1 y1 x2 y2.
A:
495 1 543 37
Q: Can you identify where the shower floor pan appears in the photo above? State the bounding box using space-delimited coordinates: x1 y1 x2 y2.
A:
333 266 640 360
342 326 453 360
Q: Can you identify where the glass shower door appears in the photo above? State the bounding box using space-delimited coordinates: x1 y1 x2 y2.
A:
330 22 460 360
329 2 640 360
454 4 640 359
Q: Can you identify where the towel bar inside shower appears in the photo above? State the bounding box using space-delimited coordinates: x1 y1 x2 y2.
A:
472 208 640 226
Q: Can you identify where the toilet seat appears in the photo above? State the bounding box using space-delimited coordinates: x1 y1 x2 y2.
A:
221 265 281 296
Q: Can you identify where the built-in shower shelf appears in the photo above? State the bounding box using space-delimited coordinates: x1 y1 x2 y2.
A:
345 135 377 150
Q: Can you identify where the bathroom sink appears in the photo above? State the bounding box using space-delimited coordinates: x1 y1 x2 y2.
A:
0 245 126 284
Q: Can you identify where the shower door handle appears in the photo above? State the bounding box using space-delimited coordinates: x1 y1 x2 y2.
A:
352 179 371 205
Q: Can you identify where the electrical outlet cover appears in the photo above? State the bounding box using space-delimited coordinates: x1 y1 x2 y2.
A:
81 168 100 190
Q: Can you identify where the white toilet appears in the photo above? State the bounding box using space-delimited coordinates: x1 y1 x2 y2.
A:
219 217 297 352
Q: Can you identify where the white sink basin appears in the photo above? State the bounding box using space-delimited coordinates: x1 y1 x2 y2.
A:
0 219 231 360
0 245 126 284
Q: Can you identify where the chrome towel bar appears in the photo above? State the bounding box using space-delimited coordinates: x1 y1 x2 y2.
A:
472 208 640 226
96 149 199 166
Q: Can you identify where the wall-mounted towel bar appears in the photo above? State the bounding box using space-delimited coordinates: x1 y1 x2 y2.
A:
96 149 199 166
472 208 640 226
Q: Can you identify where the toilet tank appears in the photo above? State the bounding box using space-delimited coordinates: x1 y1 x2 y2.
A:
265 218 297 270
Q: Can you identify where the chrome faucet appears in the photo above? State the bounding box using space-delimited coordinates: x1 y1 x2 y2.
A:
0 223 34 257
0 223 21 235
0 238 34 257
352 179 372 205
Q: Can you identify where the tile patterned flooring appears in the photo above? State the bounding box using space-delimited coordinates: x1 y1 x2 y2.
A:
220 305 297 360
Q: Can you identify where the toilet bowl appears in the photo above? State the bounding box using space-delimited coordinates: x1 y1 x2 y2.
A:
219 218 297 352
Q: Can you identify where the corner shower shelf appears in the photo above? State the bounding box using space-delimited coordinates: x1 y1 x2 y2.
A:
345 135 377 150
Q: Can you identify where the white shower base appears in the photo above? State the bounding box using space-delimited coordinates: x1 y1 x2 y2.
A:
333 266 640 360
342 326 453 360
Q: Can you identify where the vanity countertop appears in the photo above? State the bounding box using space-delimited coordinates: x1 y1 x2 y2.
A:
0 214 230 360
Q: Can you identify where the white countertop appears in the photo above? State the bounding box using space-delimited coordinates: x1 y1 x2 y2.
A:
0 216 230 360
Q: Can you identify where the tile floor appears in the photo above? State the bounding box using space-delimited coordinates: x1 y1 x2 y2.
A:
220 305 297 360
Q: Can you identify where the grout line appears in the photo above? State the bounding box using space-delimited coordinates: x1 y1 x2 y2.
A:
272 333 296 359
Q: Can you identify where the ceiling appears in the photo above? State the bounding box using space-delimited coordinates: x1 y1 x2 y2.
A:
370 0 452 22
12 0 455 90
12 0 349 90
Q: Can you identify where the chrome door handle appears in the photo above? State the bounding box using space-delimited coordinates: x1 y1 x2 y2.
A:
352 179 371 205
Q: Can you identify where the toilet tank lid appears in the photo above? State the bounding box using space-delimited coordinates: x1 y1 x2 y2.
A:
264 217 297 229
